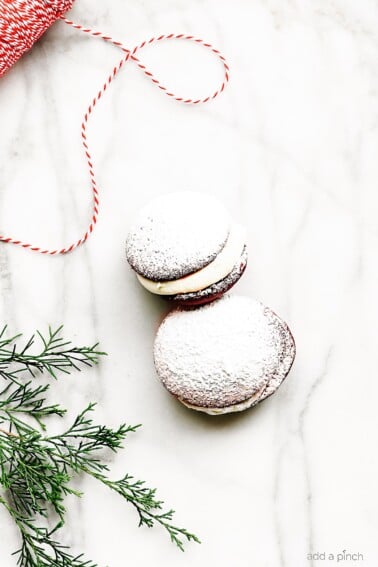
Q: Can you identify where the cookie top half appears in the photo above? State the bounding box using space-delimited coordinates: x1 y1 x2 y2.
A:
126 192 231 281
153 295 296 410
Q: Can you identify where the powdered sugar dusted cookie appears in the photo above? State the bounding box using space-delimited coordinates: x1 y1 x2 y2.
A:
153 295 296 415
126 192 248 305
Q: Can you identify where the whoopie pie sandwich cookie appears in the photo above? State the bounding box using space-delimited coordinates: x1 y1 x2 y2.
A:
126 192 247 306
153 295 296 415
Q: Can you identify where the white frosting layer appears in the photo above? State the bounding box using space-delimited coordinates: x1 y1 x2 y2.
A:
136 224 246 296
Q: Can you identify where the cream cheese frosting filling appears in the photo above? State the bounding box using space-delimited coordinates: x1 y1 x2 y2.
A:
136 223 246 296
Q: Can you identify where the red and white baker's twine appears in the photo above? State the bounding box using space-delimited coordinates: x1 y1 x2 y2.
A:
0 0 229 255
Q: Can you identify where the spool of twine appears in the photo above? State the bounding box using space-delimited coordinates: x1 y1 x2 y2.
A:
0 0 74 77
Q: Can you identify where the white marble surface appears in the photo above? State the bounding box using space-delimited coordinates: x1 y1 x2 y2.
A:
0 0 378 565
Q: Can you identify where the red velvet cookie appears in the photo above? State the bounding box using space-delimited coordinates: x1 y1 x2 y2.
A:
126 192 247 305
153 295 296 414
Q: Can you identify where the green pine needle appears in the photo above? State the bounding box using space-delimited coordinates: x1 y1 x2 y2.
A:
0 326 199 567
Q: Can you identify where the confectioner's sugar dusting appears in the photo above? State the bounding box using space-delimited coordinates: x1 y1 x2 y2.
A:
256 310 295 403
126 191 231 281
180 384 266 415
154 295 296 409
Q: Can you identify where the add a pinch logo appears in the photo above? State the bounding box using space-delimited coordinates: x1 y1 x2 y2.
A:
307 550 364 562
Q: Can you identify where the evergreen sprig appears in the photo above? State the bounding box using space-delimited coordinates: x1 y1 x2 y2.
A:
0 327 199 567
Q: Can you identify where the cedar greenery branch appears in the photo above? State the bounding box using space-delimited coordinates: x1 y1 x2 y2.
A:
0 326 199 567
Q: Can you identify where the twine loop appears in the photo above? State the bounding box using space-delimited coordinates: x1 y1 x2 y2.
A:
0 1 229 255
